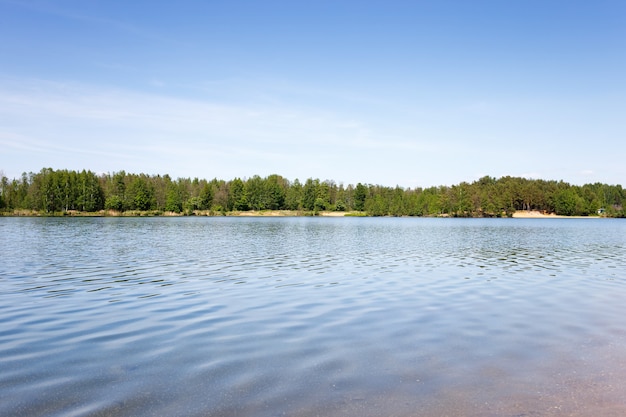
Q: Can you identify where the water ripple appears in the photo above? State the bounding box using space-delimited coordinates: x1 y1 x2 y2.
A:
1 217 626 416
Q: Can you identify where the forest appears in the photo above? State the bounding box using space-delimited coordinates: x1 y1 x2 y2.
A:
0 168 624 217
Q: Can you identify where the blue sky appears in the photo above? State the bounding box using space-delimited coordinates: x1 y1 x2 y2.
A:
1 0 625 188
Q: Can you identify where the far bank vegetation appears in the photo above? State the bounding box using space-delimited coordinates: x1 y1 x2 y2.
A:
0 168 624 217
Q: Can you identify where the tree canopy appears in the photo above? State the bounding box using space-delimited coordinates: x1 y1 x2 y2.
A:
1 169 624 217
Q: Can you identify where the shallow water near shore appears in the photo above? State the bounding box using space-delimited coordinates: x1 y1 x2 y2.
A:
1 216 626 416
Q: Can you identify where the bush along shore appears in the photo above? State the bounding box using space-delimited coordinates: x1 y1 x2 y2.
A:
1 168 624 217
0 209 363 217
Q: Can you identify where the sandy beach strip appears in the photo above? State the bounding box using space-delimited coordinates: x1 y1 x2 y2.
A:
512 210 600 219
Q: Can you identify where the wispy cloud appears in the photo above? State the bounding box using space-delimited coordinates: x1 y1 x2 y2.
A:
0 77 422 181
0 78 430 151
2 75 624 187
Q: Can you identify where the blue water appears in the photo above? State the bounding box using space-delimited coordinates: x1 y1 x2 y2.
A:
1 217 626 416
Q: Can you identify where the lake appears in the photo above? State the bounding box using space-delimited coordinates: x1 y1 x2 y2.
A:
1 216 626 416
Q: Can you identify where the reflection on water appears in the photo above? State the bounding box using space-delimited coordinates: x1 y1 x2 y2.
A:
1 217 626 416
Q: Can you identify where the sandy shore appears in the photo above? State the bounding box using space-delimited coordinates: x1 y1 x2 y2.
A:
512 210 600 219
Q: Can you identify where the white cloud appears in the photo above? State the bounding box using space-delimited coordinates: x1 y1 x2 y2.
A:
0 78 425 182
1 77 625 188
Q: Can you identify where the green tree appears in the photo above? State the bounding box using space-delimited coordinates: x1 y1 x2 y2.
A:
302 178 318 211
105 171 128 211
78 170 104 211
245 175 264 210
353 183 367 211
37 168 58 212
165 182 183 212
199 182 213 210
285 178 302 210
314 197 326 211
365 194 387 216
335 183 347 211
228 178 248 211
128 176 156 211
389 186 405 216
553 188 578 216
264 174 287 210
0 171 8 210
105 195 124 211
212 179 229 211
152 174 169 210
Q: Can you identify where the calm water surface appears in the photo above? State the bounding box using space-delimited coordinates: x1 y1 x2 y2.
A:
1 217 626 416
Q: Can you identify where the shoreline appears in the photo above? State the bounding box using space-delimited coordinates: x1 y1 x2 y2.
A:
1 209 606 219
511 210 601 219
231 210 350 217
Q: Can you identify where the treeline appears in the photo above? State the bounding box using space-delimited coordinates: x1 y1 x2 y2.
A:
1 168 625 217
